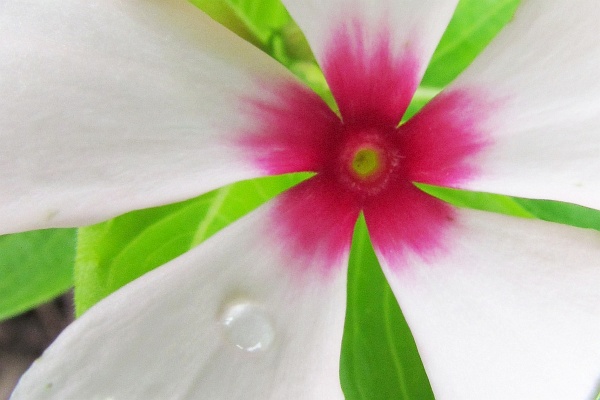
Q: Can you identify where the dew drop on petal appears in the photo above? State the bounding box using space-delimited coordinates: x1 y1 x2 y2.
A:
220 302 274 353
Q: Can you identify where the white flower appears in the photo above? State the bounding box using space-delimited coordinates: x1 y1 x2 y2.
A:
2 0 599 399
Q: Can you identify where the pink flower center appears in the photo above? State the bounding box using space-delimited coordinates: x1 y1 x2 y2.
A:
239 22 493 275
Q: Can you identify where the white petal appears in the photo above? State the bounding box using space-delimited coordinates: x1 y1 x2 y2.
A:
447 0 600 209
377 209 600 399
281 0 458 82
11 203 347 399
0 0 297 234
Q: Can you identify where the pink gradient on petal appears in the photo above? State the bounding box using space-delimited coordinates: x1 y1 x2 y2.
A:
366 90 495 271
364 183 457 271
268 175 360 278
323 20 420 126
400 89 494 186
237 19 494 276
238 81 341 175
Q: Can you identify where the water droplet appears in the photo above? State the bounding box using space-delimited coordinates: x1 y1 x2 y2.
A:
220 302 274 353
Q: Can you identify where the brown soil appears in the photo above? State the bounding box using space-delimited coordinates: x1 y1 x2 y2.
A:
0 295 73 400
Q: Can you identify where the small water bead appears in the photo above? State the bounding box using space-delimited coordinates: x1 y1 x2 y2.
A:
220 302 274 353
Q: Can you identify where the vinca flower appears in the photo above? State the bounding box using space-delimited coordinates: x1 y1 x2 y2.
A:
2 0 600 398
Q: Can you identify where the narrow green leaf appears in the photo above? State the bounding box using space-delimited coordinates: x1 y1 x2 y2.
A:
74 174 308 316
341 216 434 400
189 0 334 109
407 0 520 118
422 0 520 89
515 198 600 231
418 184 600 233
416 184 534 218
187 0 262 48
223 0 291 45
189 0 298 62
0 229 75 321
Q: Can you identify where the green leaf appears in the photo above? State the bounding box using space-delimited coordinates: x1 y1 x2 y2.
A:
74 174 308 316
416 184 534 218
189 0 296 59
341 216 434 400
222 0 291 45
418 185 600 237
189 0 335 109
187 0 263 48
407 0 520 119
515 198 600 231
422 0 520 89
0 229 75 321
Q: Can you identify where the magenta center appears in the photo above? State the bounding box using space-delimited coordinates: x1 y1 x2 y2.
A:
241 21 491 274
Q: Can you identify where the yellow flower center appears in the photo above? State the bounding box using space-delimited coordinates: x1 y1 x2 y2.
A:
350 147 382 179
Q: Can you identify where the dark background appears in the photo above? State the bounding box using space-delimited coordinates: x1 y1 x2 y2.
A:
0 295 72 400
